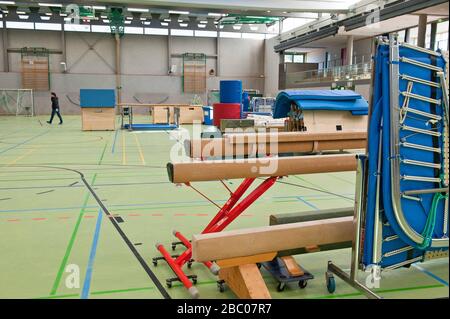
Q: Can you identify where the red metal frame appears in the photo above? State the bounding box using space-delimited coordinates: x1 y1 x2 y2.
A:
155 176 278 294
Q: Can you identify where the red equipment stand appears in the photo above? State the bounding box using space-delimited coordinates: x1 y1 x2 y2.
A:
152 176 279 298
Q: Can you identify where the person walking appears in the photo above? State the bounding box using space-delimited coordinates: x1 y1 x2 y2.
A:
47 92 63 125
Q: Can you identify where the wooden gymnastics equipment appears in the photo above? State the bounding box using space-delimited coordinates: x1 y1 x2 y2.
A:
155 151 358 298
167 154 357 183
117 103 203 129
186 131 367 158
190 217 353 299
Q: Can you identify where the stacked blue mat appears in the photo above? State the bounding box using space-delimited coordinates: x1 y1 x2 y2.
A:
362 41 448 269
273 89 368 118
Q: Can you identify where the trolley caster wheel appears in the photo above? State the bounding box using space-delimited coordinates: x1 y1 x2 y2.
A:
326 276 336 293
187 261 193 269
217 280 225 293
166 281 172 288
152 260 158 267
277 282 285 292
171 244 176 251
192 278 197 285
298 280 308 289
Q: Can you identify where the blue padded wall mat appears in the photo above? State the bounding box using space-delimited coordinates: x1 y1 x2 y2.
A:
80 89 116 108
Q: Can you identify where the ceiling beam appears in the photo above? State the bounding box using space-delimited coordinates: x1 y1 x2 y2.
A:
88 0 350 14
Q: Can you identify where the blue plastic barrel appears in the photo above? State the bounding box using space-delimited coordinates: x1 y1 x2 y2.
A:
203 106 213 125
220 80 242 103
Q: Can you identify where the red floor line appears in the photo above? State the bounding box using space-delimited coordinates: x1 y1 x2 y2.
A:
32 218 47 221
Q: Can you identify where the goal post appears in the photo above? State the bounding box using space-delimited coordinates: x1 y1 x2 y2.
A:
0 89 34 116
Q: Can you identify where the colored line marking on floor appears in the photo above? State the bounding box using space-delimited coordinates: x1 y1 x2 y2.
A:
0 130 48 155
122 130 127 165
49 190 91 295
133 133 146 165
6 145 40 167
296 196 320 210
111 130 119 154
0 197 11 201
36 190 54 195
81 209 103 299
412 263 449 287
53 144 108 296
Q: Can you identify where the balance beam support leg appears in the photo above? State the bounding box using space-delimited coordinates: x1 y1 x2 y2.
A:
219 264 271 299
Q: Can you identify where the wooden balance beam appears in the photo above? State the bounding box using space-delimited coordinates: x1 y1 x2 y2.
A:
191 216 353 299
186 131 367 158
167 154 357 183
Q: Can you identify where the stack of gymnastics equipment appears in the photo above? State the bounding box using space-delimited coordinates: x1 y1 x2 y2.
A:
153 90 369 298
213 80 242 128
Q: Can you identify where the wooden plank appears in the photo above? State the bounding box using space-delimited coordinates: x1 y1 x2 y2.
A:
192 216 353 262
218 264 271 299
216 252 277 268
224 131 367 144
280 256 304 276
187 131 366 158
269 207 353 256
167 154 357 183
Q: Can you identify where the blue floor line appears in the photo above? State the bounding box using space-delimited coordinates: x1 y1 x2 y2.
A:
412 263 449 287
81 209 103 299
296 196 319 210
111 130 119 154
0 130 49 155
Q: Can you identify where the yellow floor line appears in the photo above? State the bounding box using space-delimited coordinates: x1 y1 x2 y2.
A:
122 130 127 165
133 133 146 165
6 147 39 166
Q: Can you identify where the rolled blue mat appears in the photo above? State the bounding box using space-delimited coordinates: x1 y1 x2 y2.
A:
220 80 242 103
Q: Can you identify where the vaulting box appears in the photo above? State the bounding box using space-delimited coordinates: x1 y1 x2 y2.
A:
80 89 115 131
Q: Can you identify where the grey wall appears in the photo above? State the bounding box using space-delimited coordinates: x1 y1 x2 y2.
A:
0 29 265 115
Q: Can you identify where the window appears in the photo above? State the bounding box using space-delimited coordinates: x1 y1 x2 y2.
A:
284 52 306 63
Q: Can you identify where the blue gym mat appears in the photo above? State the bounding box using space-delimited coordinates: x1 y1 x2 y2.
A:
273 89 369 118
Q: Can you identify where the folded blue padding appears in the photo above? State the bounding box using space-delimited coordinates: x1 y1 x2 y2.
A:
273 89 369 118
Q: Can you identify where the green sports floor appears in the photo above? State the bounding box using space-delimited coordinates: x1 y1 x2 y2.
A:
0 115 448 299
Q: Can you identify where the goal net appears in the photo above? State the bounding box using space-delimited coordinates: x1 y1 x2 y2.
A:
0 89 34 116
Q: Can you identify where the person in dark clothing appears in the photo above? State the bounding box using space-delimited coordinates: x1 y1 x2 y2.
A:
47 92 63 124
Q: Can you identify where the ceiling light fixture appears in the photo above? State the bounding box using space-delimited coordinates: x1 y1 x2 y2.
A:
168 10 189 15
128 8 149 13
38 3 62 7
208 12 225 17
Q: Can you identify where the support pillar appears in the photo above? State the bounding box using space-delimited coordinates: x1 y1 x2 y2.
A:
346 35 354 65
61 26 66 73
2 15 8 72
114 33 122 106
429 21 437 50
417 14 427 48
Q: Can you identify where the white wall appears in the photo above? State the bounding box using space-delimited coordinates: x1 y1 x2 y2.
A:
0 29 265 114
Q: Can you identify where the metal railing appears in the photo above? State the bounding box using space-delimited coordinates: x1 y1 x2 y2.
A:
286 61 373 86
